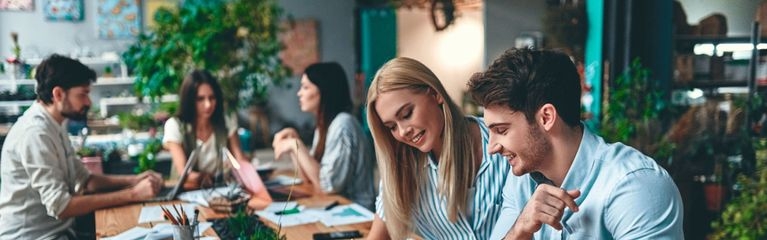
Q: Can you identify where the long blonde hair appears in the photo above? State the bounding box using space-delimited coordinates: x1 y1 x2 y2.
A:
366 57 478 239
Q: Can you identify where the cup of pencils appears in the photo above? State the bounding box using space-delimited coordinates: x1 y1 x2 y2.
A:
172 225 193 240
160 205 196 240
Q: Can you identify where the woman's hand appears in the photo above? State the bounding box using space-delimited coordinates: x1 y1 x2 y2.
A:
184 171 214 190
273 128 299 144
273 138 299 160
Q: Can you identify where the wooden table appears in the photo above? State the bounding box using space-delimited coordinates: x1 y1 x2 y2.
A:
96 176 372 239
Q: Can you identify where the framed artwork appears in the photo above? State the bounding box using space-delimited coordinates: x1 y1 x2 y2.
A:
279 19 319 76
44 0 84 21
97 0 141 39
144 0 177 30
0 0 34 11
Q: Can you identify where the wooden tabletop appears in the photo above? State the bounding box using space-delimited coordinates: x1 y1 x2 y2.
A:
95 176 372 239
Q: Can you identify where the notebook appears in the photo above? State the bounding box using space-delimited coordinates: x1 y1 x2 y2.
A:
223 148 266 195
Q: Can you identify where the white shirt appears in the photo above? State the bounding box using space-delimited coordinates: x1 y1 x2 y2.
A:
162 115 237 174
0 102 92 240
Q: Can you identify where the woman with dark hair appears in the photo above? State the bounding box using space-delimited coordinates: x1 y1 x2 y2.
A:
272 62 376 210
163 70 271 210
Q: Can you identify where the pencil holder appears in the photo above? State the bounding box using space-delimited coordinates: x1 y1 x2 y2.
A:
172 225 194 240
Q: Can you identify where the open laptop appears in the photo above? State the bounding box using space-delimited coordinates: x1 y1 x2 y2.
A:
146 149 198 202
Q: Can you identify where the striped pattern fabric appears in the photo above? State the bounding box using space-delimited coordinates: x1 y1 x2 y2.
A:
376 116 511 239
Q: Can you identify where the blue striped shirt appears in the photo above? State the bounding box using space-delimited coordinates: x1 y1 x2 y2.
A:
376 116 511 239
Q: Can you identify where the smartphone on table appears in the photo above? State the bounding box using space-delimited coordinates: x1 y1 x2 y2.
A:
312 230 363 240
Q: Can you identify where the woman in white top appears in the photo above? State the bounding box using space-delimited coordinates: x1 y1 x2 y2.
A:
272 62 376 210
365 58 511 239
163 70 271 210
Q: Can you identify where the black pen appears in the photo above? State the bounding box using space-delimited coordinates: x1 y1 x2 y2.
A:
324 200 339 211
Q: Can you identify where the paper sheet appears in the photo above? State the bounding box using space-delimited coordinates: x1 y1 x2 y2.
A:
263 201 298 213
255 208 323 227
177 186 241 207
101 222 213 240
255 202 374 227
137 203 198 224
100 226 150 240
315 203 374 227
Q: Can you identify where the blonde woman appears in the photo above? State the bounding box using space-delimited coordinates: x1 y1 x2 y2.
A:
366 57 511 239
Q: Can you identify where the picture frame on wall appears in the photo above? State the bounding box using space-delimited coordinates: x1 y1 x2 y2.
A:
97 0 141 39
0 0 34 11
44 0 84 21
279 19 320 76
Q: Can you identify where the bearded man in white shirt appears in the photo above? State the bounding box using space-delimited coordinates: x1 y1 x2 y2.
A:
0 54 163 240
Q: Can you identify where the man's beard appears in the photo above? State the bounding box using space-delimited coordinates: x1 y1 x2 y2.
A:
61 99 89 121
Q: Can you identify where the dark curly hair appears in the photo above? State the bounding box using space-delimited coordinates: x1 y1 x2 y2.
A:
468 48 581 127
35 54 96 104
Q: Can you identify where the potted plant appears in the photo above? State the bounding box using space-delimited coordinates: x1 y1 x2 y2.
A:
212 207 285 240
134 139 162 174
122 0 290 110
600 58 674 164
77 146 104 174
710 169 767 239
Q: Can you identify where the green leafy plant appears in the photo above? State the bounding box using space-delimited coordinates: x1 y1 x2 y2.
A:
76 146 101 158
600 58 673 162
118 113 157 131
122 0 291 110
214 207 286 240
710 169 767 239
134 139 162 173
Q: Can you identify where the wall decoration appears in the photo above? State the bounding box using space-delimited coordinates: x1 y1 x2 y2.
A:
279 19 319 76
44 0 84 21
97 0 141 39
144 0 177 30
0 0 34 11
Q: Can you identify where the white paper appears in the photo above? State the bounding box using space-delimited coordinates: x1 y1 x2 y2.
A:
263 201 298 213
177 186 241 207
316 203 375 227
100 226 150 240
138 203 198 224
100 220 214 240
255 207 323 227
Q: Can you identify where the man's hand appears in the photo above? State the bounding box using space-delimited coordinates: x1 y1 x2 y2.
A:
133 170 162 187
509 185 581 238
130 178 161 201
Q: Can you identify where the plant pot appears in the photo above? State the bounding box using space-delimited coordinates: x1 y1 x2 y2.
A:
81 156 103 174
704 183 727 211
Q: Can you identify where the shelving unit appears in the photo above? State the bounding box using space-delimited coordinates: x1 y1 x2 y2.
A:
0 56 144 135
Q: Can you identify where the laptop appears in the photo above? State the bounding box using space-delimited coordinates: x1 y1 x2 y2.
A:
146 149 199 202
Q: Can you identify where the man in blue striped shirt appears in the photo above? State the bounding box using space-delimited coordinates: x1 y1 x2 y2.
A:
468 48 684 239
